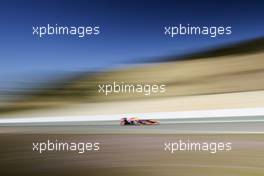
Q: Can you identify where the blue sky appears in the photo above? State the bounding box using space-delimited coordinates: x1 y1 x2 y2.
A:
0 0 263 89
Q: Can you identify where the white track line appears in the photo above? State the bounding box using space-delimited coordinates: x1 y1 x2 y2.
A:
0 107 264 124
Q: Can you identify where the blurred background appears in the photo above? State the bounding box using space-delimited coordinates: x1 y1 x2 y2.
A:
0 0 264 117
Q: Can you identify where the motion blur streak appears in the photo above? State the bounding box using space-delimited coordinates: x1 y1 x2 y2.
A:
1 108 264 124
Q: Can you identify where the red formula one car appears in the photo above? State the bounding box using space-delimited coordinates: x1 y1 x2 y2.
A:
120 117 159 126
